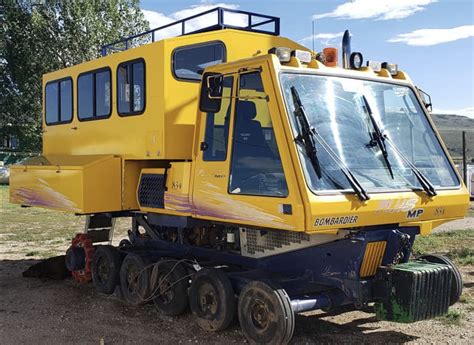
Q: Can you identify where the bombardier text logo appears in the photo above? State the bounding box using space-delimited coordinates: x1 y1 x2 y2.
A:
314 216 358 227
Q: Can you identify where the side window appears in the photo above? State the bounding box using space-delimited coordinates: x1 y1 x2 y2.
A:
203 76 233 161
229 72 288 197
118 59 145 115
173 42 225 81
45 78 72 125
78 68 111 120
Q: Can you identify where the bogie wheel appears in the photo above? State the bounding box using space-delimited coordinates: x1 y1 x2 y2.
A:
120 253 151 306
151 260 190 316
91 245 122 294
420 254 463 305
238 281 295 345
189 268 236 332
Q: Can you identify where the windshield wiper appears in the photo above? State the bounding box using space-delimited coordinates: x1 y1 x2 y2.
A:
361 95 437 197
361 95 394 179
290 86 322 179
291 86 370 201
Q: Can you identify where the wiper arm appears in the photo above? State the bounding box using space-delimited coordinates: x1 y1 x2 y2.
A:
361 95 394 179
291 86 370 201
361 96 437 197
290 86 322 179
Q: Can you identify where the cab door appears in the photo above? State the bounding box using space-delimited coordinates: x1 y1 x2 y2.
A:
192 64 303 231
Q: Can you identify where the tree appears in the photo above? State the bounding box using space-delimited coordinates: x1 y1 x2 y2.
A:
0 0 149 152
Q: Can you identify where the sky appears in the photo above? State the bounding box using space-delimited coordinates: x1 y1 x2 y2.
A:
140 0 474 118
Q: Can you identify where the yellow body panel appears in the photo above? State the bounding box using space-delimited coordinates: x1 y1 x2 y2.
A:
192 54 469 233
10 155 121 213
164 162 193 215
9 27 469 234
191 58 305 231
41 30 307 160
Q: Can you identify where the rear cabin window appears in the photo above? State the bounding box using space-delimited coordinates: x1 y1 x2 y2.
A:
117 59 145 116
78 68 111 120
45 78 73 125
173 42 226 81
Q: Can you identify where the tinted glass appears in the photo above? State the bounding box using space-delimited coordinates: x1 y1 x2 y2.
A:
174 42 225 80
132 62 144 112
78 73 94 119
95 70 111 117
118 60 145 115
117 65 130 114
203 77 233 161
229 73 288 196
59 79 72 122
45 83 59 124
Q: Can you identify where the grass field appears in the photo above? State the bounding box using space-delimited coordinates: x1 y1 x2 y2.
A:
412 229 474 265
0 185 128 258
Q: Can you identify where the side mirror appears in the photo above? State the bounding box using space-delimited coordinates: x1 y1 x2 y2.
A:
417 87 432 112
199 72 224 113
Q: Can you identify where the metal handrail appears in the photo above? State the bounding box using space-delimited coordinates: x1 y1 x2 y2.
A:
101 7 280 56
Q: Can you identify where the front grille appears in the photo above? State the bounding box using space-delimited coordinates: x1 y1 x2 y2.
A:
138 174 165 209
360 241 387 278
374 261 452 322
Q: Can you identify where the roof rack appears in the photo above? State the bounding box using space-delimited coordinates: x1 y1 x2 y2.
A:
101 7 280 56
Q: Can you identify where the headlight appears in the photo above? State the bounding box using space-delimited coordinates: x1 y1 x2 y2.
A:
268 47 291 63
292 50 312 64
382 62 398 76
366 60 382 72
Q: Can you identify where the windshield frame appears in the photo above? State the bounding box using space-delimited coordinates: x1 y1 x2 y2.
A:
278 69 461 196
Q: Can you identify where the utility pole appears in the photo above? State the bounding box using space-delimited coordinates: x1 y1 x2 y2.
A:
462 131 467 185
462 131 467 186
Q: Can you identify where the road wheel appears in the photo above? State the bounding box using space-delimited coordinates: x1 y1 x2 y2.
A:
189 268 236 332
152 260 189 316
120 253 150 306
91 245 121 294
420 254 463 305
238 281 294 345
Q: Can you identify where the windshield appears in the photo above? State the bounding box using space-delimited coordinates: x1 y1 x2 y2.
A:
280 73 459 193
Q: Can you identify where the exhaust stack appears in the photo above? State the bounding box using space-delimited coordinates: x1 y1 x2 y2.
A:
342 30 351 69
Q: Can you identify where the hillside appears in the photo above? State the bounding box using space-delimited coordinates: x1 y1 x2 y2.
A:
431 114 474 161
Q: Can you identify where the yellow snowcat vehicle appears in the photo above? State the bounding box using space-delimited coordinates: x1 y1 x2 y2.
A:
10 8 469 344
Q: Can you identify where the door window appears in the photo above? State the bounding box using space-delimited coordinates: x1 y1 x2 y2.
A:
203 76 233 161
229 72 288 196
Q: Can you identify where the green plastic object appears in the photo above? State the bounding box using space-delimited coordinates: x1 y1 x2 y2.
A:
374 261 452 323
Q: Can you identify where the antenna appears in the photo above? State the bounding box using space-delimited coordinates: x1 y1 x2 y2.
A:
312 19 315 52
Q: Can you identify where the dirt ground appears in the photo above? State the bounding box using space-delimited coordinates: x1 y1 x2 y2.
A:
0 259 472 344
1 188 473 344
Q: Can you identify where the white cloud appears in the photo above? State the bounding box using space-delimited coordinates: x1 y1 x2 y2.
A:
299 32 344 46
433 107 474 119
142 3 243 40
313 0 437 21
388 25 474 46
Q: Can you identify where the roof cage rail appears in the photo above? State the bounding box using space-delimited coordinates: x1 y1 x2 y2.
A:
101 7 280 56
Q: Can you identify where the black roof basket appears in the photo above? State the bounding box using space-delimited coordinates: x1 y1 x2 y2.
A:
101 7 280 56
